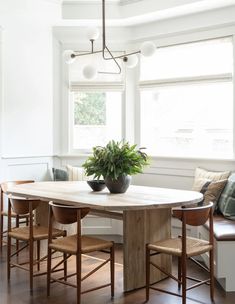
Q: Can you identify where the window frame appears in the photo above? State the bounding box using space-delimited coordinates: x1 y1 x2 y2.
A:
138 35 235 160
68 82 125 154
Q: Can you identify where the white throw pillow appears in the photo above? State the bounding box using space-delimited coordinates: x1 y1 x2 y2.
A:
66 165 92 181
192 167 230 191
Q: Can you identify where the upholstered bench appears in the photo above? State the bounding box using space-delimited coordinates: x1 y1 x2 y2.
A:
199 215 235 292
205 215 235 241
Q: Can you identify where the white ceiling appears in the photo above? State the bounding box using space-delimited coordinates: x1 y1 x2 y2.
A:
62 0 235 7
62 0 235 26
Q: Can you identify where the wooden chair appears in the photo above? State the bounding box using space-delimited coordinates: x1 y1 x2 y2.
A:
146 202 214 304
47 201 115 304
0 180 34 252
7 197 66 292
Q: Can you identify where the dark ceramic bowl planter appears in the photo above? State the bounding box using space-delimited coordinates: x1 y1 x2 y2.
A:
87 180 106 192
104 175 131 194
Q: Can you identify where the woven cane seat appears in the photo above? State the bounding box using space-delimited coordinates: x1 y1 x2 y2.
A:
148 236 212 257
1 210 30 218
49 235 113 255
8 226 65 241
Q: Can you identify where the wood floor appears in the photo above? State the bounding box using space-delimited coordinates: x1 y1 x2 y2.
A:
0 244 235 304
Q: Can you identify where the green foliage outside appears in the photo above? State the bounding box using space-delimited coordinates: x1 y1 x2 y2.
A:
82 140 149 180
74 92 106 125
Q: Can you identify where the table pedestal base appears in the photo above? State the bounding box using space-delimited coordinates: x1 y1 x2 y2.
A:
123 208 171 291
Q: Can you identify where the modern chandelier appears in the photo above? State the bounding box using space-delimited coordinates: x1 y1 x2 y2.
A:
63 0 156 80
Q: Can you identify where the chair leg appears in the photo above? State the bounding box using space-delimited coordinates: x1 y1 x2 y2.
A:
37 240 40 271
146 245 150 302
0 214 3 251
209 249 215 302
7 235 11 281
76 253 81 304
47 247 52 297
16 216 19 256
29 239 34 293
64 253 67 282
178 257 182 290
181 255 187 304
110 244 115 297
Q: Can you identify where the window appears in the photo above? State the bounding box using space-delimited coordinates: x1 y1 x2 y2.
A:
70 91 122 150
68 52 124 152
140 37 233 159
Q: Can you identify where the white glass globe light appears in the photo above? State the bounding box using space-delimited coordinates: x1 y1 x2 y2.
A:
82 64 97 80
63 50 76 64
87 26 100 40
123 54 138 68
140 41 156 57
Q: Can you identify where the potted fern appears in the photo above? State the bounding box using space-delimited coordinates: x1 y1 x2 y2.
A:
82 140 149 193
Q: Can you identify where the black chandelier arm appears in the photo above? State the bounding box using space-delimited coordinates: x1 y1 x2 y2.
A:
91 39 94 53
72 49 141 60
73 50 103 58
103 50 141 60
101 46 121 74
102 0 106 50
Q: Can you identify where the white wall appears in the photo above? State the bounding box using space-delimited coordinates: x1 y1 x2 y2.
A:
0 0 61 160
0 1 62 240
0 0 62 183
0 27 4 182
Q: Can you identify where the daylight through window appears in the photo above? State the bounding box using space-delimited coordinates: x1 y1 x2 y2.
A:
140 37 233 159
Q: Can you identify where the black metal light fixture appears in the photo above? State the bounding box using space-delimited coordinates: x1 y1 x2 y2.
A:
63 0 156 79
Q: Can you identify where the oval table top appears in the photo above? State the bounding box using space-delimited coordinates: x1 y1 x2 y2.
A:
7 181 203 211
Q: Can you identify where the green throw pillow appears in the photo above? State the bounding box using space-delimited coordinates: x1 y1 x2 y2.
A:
52 168 69 181
218 173 235 220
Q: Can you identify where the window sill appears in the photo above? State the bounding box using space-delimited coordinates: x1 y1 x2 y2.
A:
149 155 235 163
55 154 92 158
55 154 235 163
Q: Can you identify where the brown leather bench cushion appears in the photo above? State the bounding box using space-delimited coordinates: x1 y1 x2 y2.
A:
204 215 235 241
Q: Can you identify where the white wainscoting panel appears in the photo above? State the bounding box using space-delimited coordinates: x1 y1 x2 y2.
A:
0 156 54 236
133 157 235 190
1 156 53 182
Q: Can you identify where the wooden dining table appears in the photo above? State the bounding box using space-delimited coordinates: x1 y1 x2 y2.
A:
8 181 203 292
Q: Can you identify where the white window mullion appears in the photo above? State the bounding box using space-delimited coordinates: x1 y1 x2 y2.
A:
68 92 75 154
232 34 235 159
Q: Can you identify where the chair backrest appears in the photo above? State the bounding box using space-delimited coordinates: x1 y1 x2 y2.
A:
0 180 35 213
1 180 34 193
10 197 40 215
172 202 213 226
49 201 90 224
